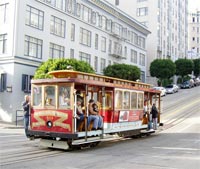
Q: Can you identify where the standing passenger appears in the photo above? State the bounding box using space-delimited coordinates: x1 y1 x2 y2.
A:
151 103 158 130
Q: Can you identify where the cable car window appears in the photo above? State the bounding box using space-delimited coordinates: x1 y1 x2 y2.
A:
44 86 55 107
105 91 112 109
123 91 130 109
99 91 113 109
59 85 71 109
138 92 144 109
131 92 137 109
115 90 122 109
32 85 42 106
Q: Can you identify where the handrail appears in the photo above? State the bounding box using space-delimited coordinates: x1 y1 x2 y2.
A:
16 109 24 126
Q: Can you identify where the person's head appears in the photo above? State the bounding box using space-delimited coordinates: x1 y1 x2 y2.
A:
77 99 82 106
24 95 29 102
89 99 95 104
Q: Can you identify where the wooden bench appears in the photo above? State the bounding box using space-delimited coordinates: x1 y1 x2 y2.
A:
78 117 94 131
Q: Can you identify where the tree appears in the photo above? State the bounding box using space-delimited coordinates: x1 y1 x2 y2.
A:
34 58 95 79
103 64 140 81
175 58 194 82
193 58 200 77
150 59 176 86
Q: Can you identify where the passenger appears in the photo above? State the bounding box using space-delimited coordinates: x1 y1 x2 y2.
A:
147 102 152 130
150 103 158 130
22 95 30 137
76 98 85 128
88 99 103 130
46 98 54 106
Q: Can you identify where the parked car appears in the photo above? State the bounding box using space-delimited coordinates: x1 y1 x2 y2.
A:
180 80 194 89
153 87 167 96
165 84 179 94
193 78 200 86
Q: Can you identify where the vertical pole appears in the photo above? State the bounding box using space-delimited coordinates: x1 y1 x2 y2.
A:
85 84 88 141
74 89 77 133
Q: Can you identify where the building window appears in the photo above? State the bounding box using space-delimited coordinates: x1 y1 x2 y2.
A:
94 56 98 72
79 51 91 64
50 15 65 38
25 5 44 30
102 15 107 30
108 39 112 53
131 49 137 63
71 24 75 41
76 3 81 17
70 48 74 58
138 36 145 49
95 34 98 50
0 34 7 54
24 35 43 59
47 0 66 11
49 43 64 58
111 22 122 37
22 74 33 93
0 73 7 92
113 42 122 56
137 7 148 16
139 53 145 66
79 27 91 47
124 46 127 58
100 58 106 73
101 36 106 52
91 11 96 24
67 0 74 13
0 3 8 23
82 5 92 23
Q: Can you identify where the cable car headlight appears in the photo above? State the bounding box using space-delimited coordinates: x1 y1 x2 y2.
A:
46 121 53 128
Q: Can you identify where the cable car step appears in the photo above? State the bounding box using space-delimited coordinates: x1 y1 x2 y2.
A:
72 135 121 145
140 129 155 134
39 139 69 150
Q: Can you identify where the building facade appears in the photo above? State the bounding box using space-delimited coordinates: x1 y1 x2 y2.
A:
108 0 188 84
0 0 150 122
188 10 200 59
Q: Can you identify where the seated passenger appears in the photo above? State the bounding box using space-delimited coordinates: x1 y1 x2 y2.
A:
76 98 84 121
46 98 54 106
88 99 103 130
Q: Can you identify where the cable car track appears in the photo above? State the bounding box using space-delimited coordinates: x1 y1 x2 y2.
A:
161 98 200 131
1 148 65 166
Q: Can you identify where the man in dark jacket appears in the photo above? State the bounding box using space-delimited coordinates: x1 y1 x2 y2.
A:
151 103 158 130
22 95 30 137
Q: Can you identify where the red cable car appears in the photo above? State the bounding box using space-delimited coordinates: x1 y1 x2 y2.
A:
28 70 161 150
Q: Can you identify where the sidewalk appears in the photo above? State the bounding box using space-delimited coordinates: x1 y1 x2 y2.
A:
0 120 24 129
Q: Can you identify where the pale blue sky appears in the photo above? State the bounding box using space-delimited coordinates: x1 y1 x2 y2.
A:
188 1 200 12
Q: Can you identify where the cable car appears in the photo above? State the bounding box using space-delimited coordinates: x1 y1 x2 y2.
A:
28 70 161 150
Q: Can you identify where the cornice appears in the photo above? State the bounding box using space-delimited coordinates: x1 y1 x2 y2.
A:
88 0 151 35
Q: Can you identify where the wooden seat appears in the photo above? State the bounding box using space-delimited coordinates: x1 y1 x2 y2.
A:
78 118 94 132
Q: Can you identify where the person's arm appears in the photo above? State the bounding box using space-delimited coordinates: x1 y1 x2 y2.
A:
22 102 29 111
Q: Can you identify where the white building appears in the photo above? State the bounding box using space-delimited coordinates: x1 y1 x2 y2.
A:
188 10 200 59
108 0 188 84
0 0 150 122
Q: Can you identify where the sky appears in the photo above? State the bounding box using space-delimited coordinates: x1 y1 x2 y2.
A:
188 1 200 12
